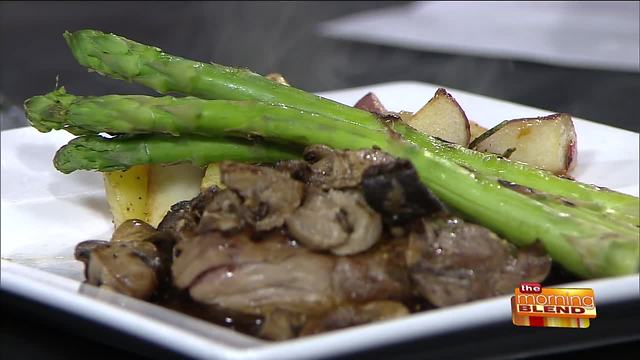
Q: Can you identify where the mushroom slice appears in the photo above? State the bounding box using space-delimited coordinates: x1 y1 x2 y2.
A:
302 145 396 189
75 239 161 299
197 189 252 233
221 162 304 231
111 219 158 243
362 159 445 225
75 219 174 299
286 189 382 256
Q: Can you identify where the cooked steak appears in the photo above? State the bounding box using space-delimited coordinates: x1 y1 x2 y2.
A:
300 301 409 336
172 231 414 315
76 144 554 341
406 217 552 307
172 231 336 315
332 238 412 302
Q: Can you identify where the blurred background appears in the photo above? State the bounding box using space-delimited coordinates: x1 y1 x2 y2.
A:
1 1 638 131
1 1 639 359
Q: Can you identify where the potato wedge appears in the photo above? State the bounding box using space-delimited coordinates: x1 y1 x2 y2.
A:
103 165 150 227
354 92 387 114
201 163 225 191
406 88 471 146
398 111 413 122
146 164 205 227
265 73 290 86
469 120 488 142
470 113 577 175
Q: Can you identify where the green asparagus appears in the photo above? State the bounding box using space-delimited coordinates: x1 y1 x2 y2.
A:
63 29 379 130
26 88 386 149
54 134 301 173
396 126 640 226
25 90 640 278
63 30 638 222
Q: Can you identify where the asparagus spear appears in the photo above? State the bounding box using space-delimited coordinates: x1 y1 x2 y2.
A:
25 90 639 278
395 126 640 226
25 88 386 148
63 29 380 130
54 134 301 173
63 30 638 222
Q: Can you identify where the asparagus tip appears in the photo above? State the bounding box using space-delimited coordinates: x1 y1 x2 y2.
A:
64 29 153 80
24 87 73 133
53 135 125 174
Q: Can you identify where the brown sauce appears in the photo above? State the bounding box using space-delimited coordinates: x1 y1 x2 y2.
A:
152 289 264 337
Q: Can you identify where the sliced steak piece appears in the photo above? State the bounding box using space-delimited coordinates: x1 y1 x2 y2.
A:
172 231 336 315
172 232 414 316
406 217 551 307
332 238 412 302
258 310 307 341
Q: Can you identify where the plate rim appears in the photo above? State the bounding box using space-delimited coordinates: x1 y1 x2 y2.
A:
3 259 639 360
2 80 639 360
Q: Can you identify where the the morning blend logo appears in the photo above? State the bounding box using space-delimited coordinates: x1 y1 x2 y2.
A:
511 282 596 328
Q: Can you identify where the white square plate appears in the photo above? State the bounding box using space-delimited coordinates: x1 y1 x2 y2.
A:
2 81 639 360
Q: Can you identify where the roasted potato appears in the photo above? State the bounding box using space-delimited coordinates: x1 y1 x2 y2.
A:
470 113 577 175
265 73 290 86
146 164 205 227
405 88 471 146
104 163 206 227
354 92 388 114
469 120 488 142
201 163 224 191
103 165 150 227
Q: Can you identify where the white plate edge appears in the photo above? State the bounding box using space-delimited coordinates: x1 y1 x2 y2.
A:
2 80 639 359
3 258 638 360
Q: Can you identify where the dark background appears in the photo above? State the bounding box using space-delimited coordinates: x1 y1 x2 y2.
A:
1 1 639 131
1 1 639 359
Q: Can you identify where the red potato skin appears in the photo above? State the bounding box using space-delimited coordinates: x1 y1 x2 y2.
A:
566 125 577 174
472 113 578 176
354 92 387 114
528 113 577 176
468 119 488 141
405 88 471 146
433 88 471 145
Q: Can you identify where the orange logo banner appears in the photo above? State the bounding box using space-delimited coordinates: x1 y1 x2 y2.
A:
511 282 596 328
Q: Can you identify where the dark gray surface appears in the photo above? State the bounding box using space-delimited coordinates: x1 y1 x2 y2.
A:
1 1 639 131
1 2 639 359
2 289 639 360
